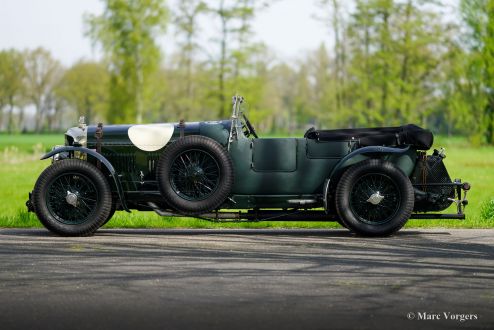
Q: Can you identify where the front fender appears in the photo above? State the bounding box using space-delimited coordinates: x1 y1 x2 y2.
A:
41 146 130 212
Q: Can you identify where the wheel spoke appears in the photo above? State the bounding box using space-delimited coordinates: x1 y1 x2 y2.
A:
350 173 401 225
46 172 98 225
169 149 220 201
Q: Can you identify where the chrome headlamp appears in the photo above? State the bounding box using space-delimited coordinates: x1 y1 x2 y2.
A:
65 116 88 148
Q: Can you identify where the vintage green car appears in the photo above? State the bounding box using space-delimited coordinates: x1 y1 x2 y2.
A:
27 96 469 237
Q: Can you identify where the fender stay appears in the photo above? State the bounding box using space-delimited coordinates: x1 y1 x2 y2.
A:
41 146 130 212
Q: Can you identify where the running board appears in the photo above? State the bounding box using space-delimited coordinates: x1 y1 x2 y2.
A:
147 203 465 222
147 203 334 221
409 213 465 220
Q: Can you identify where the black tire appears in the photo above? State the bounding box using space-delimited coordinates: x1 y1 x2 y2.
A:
327 195 347 228
156 135 234 215
100 202 117 227
335 211 348 229
335 159 414 236
32 159 112 236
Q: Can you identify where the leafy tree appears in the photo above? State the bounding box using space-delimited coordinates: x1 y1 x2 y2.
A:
316 0 348 116
207 0 267 118
460 0 494 144
86 0 169 124
55 61 109 124
231 0 266 81
229 0 272 127
0 49 26 132
269 63 296 130
346 0 376 127
171 0 208 118
208 0 236 117
23 48 63 133
344 0 448 128
309 44 336 127
174 0 207 97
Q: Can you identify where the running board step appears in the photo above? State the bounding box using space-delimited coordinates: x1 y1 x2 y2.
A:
148 203 465 221
409 213 465 220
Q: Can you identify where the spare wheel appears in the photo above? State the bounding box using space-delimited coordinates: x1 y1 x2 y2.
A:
156 135 234 215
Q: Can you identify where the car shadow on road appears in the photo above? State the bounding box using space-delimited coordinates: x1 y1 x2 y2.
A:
0 228 452 237
99 228 453 237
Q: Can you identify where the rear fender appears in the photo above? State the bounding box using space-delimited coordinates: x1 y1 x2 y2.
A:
41 146 130 212
324 146 414 212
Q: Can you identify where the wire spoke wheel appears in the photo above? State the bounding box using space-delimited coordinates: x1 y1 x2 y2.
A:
349 173 401 225
46 172 98 225
169 149 221 201
32 159 112 236
335 159 414 236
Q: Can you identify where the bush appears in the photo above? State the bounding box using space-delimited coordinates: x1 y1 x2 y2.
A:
480 199 494 221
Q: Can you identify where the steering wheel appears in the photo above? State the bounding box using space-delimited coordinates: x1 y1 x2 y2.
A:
242 113 258 138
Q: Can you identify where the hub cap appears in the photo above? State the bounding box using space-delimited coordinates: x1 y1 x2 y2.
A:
46 173 98 225
350 173 401 225
66 191 78 207
367 191 384 205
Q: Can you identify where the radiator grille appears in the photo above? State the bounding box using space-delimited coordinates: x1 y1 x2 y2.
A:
105 153 136 174
147 153 161 176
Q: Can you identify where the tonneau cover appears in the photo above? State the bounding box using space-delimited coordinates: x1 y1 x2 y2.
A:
304 124 433 150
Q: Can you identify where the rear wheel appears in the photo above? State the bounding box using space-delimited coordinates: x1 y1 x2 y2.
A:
335 159 414 236
327 196 347 228
32 159 112 236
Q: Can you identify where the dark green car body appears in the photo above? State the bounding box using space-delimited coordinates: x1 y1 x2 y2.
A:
44 120 415 210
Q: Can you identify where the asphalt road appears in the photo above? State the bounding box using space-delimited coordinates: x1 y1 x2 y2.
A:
0 228 493 330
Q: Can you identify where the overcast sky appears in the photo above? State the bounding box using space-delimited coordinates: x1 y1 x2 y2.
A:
0 0 340 66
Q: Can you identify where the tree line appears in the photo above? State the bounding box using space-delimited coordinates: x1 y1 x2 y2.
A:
0 0 493 144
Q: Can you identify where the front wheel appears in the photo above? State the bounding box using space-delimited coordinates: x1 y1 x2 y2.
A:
32 159 112 236
99 202 117 228
335 159 414 236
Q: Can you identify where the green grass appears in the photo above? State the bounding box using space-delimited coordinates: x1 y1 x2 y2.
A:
0 133 62 153
0 133 493 229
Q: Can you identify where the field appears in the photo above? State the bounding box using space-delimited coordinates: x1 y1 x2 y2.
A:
0 133 493 229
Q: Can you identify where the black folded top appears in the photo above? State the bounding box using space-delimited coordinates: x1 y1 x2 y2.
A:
304 124 433 150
